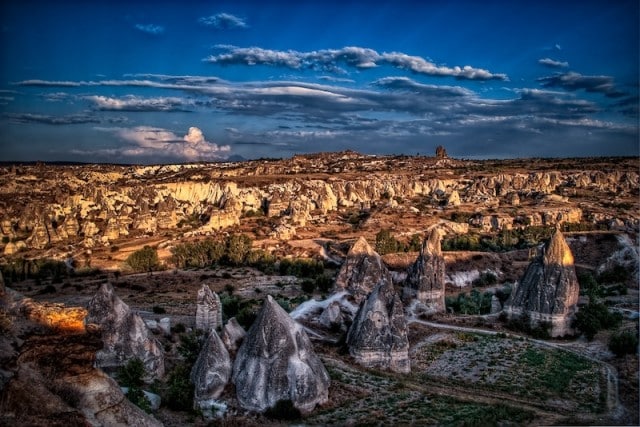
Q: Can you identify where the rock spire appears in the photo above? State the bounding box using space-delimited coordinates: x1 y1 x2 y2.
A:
402 228 446 312
335 237 392 303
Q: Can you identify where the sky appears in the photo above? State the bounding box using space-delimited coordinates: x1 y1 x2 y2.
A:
0 0 638 163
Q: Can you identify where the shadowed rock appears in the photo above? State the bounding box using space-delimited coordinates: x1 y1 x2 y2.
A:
347 280 410 373
221 317 246 353
504 230 580 337
191 329 231 413
335 237 392 303
402 228 446 313
86 282 164 380
232 295 329 414
195 285 222 332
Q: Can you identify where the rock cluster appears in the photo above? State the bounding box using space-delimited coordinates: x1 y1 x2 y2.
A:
347 280 410 373
402 228 446 313
504 230 580 337
195 284 223 332
232 296 329 414
86 282 165 379
335 237 392 303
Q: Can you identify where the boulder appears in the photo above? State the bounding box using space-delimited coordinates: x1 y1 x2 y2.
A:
232 295 329 414
319 301 344 330
402 228 446 313
221 317 246 353
195 285 223 332
191 329 231 413
504 230 580 337
335 237 392 303
86 282 165 380
347 280 410 373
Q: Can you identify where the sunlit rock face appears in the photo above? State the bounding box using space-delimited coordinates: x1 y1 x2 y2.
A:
335 237 393 304
504 230 580 337
232 296 329 414
0 310 161 426
86 282 165 380
347 280 410 373
402 228 446 313
20 299 87 333
190 329 231 412
195 284 222 332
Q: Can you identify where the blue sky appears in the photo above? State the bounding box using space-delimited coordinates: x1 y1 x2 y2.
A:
0 0 638 163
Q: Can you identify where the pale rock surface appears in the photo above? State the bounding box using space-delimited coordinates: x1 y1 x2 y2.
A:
232 295 329 414
403 228 446 313
347 280 410 373
86 282 165 379
335 237 392 304
191 329 231 410
319 300 344 330
221 317 246 353
504 230 580 337
195 285 223 332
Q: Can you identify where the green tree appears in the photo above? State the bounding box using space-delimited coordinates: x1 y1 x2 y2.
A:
225 234 252 265
375 229 400 255
609 330 639 357
125 246 160 273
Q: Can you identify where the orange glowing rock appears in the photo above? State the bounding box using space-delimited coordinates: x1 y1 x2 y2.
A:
21 299 87 333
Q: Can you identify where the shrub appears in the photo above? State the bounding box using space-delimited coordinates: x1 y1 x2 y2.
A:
117 358 146 388
225 234 253 266
178 330 203 365
573 301 622 340
375 229 400 255
264 399 301 420
164 363 194 412
126 386 152 413
315 274 333 293
301 279 316 294
609 330 638 357
125 246 160 273
598 265 631 285
472 272 498 287
279 258 324 278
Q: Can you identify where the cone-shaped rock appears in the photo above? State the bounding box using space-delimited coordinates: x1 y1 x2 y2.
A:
335 237 392 303
347 280 410 373
504 230 580 337
402 228 446 312
195 285 222 332
190 329 231 411
232 295 329 414
86 282 164 379
221 317 246 353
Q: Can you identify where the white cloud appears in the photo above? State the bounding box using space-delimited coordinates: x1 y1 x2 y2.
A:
204 45 508 81
538 58 569 68
199 13 248 29
85 95 191 111
116 126 231 161
135 24 165 35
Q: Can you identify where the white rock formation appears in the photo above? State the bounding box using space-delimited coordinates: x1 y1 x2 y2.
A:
190 329 231 414
195 285 222 332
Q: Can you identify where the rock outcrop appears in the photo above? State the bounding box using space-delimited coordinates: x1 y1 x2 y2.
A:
347 280 410 373
335 237 392 303
195 284 223 332
232 295 329 414
504 230 580 337
402 228 446 313
221 317 246 353
190 329 232 414
86 282 165 379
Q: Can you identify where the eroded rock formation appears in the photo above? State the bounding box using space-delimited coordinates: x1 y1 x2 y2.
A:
195 284 223 332
86 282 165 379
232 295 329 414
402 228 446 313
335 237 392 303
347 280 410 373
504 230 580 337
190 329 231 413
221 317 246 353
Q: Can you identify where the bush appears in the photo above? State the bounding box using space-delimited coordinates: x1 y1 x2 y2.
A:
301 279 316 294
125 246 160 273
117 358 146 388
152 305 166 314
375 229 401 255
164 363 194 412
598 265 631 285
472 272 498 287
264 399 301 420
315 274 333 293
178 330 203 365
225 234 253 266
573 301 622 340
126 386 152 413
279 258 324 278
609 330 638 357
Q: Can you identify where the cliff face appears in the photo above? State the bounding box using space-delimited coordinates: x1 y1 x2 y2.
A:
504 230 580 337
1 155 637 253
